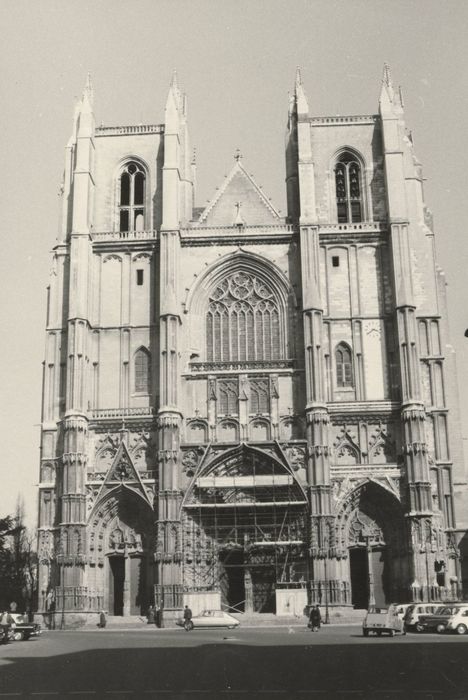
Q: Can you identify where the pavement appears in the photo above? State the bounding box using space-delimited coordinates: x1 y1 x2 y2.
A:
1 624 468 700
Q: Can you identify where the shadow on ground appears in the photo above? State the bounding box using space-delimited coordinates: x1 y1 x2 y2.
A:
1 638 468 699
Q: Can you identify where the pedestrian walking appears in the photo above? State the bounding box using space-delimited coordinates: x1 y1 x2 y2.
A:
309 604 321 632
183 604 193 631
0 610 15 644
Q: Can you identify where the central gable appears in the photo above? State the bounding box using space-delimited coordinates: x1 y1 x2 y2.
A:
197 159 281 227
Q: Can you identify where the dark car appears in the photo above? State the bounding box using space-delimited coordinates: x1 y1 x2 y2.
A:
415 605 462 634
11 614 42 641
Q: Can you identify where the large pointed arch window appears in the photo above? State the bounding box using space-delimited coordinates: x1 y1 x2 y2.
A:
206 271 283 362
335 343 353 388
335 152 363 223
134 347 151 393
119 162 146 232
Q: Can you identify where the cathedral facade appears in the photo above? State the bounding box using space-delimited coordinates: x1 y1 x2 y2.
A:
37 68 468 624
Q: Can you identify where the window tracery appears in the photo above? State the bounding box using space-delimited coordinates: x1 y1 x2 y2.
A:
206 271 282 362
119 161 146 232
218 379 238 415
249 378 269 414
335 152 362 223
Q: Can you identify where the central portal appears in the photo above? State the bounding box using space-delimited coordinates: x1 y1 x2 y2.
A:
219 551 245 612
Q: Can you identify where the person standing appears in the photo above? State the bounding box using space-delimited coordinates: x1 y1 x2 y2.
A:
309 605 322 632
183 605 193 631
0 610 15 644
147 605 155 625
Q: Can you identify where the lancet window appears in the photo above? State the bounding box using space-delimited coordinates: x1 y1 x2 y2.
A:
134 347 151 393
206 271 282 362
218 380 239 415
336 343 353 388
335 152 362 223
119 161 146 232
249 378 269 414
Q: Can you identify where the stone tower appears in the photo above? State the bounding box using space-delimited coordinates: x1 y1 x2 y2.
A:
37 68 468 626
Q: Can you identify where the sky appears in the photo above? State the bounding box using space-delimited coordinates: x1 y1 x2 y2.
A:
1 0 468 527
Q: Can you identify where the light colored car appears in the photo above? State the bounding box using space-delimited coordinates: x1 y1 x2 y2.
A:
176 609 240 631
362 606 406 637
403 603 445 629
445 606 468 635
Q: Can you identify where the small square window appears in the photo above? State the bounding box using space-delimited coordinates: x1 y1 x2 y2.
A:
332 256 340 268
136 269 144 286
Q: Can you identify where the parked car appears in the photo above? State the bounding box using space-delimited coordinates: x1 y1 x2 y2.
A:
403 603 445 630
413 604 463 633
394 604 412 621
444 606 468 635
362 606 406 637
176 609 240 631
10 614 41 641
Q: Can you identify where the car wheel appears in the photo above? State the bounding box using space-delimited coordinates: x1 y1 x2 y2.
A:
415 623 425 633
13 631 24 642
436 624 446 634
363 629 369 637
456 624 467 635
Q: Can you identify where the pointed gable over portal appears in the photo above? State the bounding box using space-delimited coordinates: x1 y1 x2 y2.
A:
197 154 281 227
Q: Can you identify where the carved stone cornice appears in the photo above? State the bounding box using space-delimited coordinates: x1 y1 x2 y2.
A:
328 401 400 421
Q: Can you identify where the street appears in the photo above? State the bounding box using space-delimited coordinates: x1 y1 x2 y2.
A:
1 625 468 700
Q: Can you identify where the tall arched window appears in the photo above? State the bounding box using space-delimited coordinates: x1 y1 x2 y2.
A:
335 152 362 223
336 343 353 387
206 271 282 362
134 347 151 393
119 162 146 232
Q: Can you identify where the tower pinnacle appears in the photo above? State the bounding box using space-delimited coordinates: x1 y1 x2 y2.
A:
81 71 94 110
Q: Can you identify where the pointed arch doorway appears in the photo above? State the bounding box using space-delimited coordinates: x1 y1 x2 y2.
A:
337 481 409 609
182 444 309 613
89 488 155 616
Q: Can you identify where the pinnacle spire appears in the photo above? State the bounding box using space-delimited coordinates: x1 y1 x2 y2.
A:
293 67 309 116
382 62 392 89
82 71 94 108
295 66 302 89
170 67 178 90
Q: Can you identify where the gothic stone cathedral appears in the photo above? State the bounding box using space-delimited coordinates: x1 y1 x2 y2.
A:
37 68 468 625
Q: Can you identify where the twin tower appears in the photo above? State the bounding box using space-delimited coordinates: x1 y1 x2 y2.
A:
37 67 467 624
